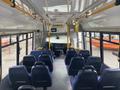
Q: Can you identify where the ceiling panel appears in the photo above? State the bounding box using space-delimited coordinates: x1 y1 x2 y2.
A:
31 0 68 7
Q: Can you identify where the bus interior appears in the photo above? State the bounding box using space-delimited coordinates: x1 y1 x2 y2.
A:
0 0 120 90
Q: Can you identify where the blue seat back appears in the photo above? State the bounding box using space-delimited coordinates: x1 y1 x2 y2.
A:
41 50 53 56
72 66 98 90
9 65 30 89
65 50 77 65
30 50 42 61
38 55 53 72
31 65 52 87
40 53 53 63
68 56 85 76
23 55 36 72
99 68 120 90
87 56 102 74
79 50 90 60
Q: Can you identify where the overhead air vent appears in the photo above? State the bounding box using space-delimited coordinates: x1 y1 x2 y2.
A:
115 0 120 5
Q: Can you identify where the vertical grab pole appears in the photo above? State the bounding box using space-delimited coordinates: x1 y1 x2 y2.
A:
100 32 104 63
16 34 20 65
75 22 79 49
0 36 2 81
32 32 34 50
89 32 92 55
9 35 12 44
67 24 70 49
109 34 111 41
26 33 28 55
48 24 51 50
94 32 96 38
118 34 120 68
82 32 86 49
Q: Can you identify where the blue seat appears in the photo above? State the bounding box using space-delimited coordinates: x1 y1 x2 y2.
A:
79 50 90 61
40 53 53 63
72 65 98 90
99 68 120 90
38 54 53 72
86 56 102 75
31 65 52 89
68 56 85 76
30 50 42 61
65 50 77 65
9 65 30 89
23 55 36 72
41 50 53 57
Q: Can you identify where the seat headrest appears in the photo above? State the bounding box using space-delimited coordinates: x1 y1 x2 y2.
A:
23 56 36 67
34 61 45 66
66 50 77 56
82 65 96 71
87 56 101 63
72 56 83 61
30 51 42 61
77 66 98 83
23 55 36 63
32 65 49 74
40 54 50 57
38 55 51 61
42 50 51 52
9 65 27 71
79 50 90 56
70 57 85 67
102 68 120 76
100 68 120 86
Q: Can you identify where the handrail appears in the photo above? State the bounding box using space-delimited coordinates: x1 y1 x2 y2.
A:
68 0 107 23
2 0 35 18
67 24 70 49
48 24 51 50
75 22 79 49
90 0 115 16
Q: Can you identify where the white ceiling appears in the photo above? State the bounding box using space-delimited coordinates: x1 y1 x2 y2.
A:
30 0 71 25
31 0 68 7
0 0 120 32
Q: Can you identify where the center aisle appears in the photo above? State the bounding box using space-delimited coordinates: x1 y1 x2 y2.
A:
48 55 72 90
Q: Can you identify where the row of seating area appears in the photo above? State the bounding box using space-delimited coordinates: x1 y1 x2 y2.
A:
8 49 54 90
65 48 120 90
65 49 102 75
